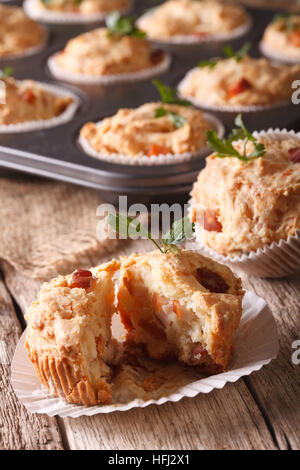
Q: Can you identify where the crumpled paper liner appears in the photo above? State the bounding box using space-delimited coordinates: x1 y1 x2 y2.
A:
11 290 278 416
78 112 224 166
177 68 292 113
24 0 133 24
0 81 79 133
0 176 119 280
136 11 252 45
47 51 171 85
188 128 300 278
260 40 300 65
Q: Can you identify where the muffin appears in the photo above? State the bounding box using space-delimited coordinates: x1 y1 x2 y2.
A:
0 76 75 127
117 250 243 372
25 261 121 406
178 55 300 108
137 0 250 43
190 134 300 257
24 0 132 23
79 102 214 164
0 4 46 59
47 21 170 83
261 14 300 63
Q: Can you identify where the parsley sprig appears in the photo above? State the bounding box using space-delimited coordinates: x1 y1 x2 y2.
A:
199 42 251 69
0 67 13 79
206 114 266 162
272 13 299 31
107 214 195 255
152 79 191 129
106 11 146 38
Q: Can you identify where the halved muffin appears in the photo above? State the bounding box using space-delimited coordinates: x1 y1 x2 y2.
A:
25 260 121 406
0 76 74 126
190 135 300 256
137 0 248 42
179 55 300 107
0 4 45 58
117 250 243 373
261 14 300 61
79 102 212 159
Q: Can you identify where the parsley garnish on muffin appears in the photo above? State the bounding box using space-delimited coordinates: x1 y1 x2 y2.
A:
107 213 195 254
106 11 146 38
207 114 266 162
153 79 191 129
199 42 251 69
0 67 13 79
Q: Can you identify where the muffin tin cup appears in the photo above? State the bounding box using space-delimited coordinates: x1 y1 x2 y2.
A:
177 69 299 132
259 40 300 65
78 112 225 166
0 81 80 133
24 0 134 24
188 128 300 278
136 11 252 46
47 51 172 85
11 290 278 416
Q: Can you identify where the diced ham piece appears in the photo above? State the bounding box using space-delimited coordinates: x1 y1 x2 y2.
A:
289 147 300 163
191 342 208 363
195 267 229 293
289 30 300 47
19 89 36 104
148 144 170 156
203 209 222 232
69 269 95 290
228 77 252 98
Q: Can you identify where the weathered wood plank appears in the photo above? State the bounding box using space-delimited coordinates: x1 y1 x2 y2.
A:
240 272 300 450
0 273 64 450
1 248 278 450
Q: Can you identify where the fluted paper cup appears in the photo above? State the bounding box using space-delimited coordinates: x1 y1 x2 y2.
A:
11 290 278 416
24 0 133 24
188 128 300 278
78 112 224 166
260 40 300 65
0 81 80 133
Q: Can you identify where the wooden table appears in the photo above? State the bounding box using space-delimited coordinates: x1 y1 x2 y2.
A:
0 239 299 450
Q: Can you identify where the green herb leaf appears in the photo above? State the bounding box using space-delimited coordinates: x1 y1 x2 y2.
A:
198 58 220 69
223 42 251 62
0 67 13 79
107 215 195 254
106 11 146 38
207 114 266 162
155 107 186 128
153 79 191 107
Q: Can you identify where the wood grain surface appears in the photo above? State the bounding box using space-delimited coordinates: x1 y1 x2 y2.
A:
1 239 299 450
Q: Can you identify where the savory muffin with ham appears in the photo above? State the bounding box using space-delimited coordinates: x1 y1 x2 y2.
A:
25 261 121 406
79 102 212 159
31 0 130 16
0 4 45 58
117 250 243 372
0 76 74 126
190 129 300 256
261 14 300 61
137 0 248 42
179 53 300 108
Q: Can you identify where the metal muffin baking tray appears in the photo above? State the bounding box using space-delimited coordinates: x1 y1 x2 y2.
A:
0 0 299 204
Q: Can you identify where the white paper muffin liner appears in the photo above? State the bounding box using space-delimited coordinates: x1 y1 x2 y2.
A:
188 128 300 278
177 68 293 113
24 0 133 24
0 81 80 133
11 290 278 416
259 40 300 65
136 11 252 45
0 28 48 61
78 112 224 166
47 50 171 85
